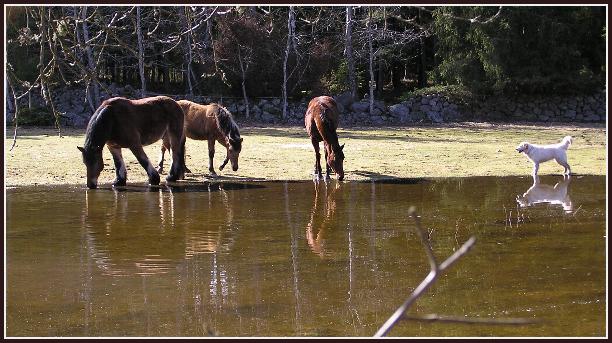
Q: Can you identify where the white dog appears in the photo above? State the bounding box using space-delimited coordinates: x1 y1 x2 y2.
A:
516 136 572 176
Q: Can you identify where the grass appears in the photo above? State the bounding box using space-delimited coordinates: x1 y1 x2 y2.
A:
4 122 607 187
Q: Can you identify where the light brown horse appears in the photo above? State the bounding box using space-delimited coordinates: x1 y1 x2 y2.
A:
78 96 185 189
305 96 345 180
157 100 242 176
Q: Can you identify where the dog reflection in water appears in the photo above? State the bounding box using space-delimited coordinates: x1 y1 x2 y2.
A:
516 175 573 213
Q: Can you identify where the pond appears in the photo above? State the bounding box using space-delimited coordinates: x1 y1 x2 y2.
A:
5 175 606 337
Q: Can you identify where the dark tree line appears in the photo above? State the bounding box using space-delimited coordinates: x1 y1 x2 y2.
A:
6 6 606 118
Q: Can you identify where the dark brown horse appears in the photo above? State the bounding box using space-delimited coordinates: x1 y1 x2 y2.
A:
157 100 242 176
305 96 345 180
78 96 185 189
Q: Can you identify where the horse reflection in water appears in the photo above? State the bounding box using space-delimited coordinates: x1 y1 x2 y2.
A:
80 184 238 277
516 175 573 213
306 180 341 258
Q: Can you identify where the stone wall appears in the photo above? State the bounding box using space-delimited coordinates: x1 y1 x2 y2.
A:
5 83 606 127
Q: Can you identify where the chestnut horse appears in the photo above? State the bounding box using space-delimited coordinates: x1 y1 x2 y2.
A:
305 96 345 180
157 100 242 176
78 96 185 189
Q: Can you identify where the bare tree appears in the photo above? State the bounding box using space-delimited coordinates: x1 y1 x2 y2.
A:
282 6 296 119
345 6 357 102
183 7 194 96
367 8 375 114
81 7 100 110
237 46 253 118
136 6 146 98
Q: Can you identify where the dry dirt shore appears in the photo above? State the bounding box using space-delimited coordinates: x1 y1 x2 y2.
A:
4 122 606 187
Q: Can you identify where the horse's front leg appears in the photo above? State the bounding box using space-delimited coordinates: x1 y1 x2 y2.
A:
109 145 127 186
130 145 161 185
311 138 322 179
208 139 217 176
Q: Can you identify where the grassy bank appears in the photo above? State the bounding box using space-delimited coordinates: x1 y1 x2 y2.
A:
4 122 607 187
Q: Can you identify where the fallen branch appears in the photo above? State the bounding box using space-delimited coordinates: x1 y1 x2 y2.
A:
402 314 539 326
374 206 535 337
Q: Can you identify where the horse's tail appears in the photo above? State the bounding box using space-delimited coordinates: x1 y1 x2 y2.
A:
560 136 572 150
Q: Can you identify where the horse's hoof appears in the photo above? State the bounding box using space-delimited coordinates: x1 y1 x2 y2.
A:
113 179 127 187
165 174 178 182
150 174 161 185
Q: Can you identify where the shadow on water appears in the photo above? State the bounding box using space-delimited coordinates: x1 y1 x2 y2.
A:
100 181 266 193
352 170 428 185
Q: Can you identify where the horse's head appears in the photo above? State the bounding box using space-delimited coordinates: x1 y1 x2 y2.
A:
78 146 104 189
224 136 243 171
328 143 345 181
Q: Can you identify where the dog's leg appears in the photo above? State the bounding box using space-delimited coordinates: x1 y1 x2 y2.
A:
556 158 571 175
532 163 539 177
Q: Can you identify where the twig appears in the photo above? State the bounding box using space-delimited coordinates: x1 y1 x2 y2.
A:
402 314 539 325
7 75 20 151
374 207 475 337
374 207 535 337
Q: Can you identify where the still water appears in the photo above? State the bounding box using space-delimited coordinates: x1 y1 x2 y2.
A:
5 175 606 337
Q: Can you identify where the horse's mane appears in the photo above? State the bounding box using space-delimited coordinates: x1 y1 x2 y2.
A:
214 105 241 149
84 105 112 151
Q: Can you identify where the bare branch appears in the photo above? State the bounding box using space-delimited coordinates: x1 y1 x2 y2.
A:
420 5 504 25
374 206 536 337
403 314 540 325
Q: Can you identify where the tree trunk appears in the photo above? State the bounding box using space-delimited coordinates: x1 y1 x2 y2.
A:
238 49 250 118
376 60 385 97
345 6 357 102
81 7 100 109
392 64 403 91
183 7 193 96
163 65 170 92
367 8 375 115
136 6 146 98
417 8 427 88
282 6 295 119
376 8 387 97
418 36 427 88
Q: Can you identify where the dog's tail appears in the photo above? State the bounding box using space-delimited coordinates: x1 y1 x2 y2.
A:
560 136 572 150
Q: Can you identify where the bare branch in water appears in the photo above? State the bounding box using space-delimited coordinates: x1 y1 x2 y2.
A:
402 314 540 325
374 206 534 337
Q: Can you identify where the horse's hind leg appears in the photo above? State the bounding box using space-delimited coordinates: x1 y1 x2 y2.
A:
182 138 191 174
207 138 217 176
108 146 127 186
130 145 161 185
311 138 322 179
166 132 185 182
